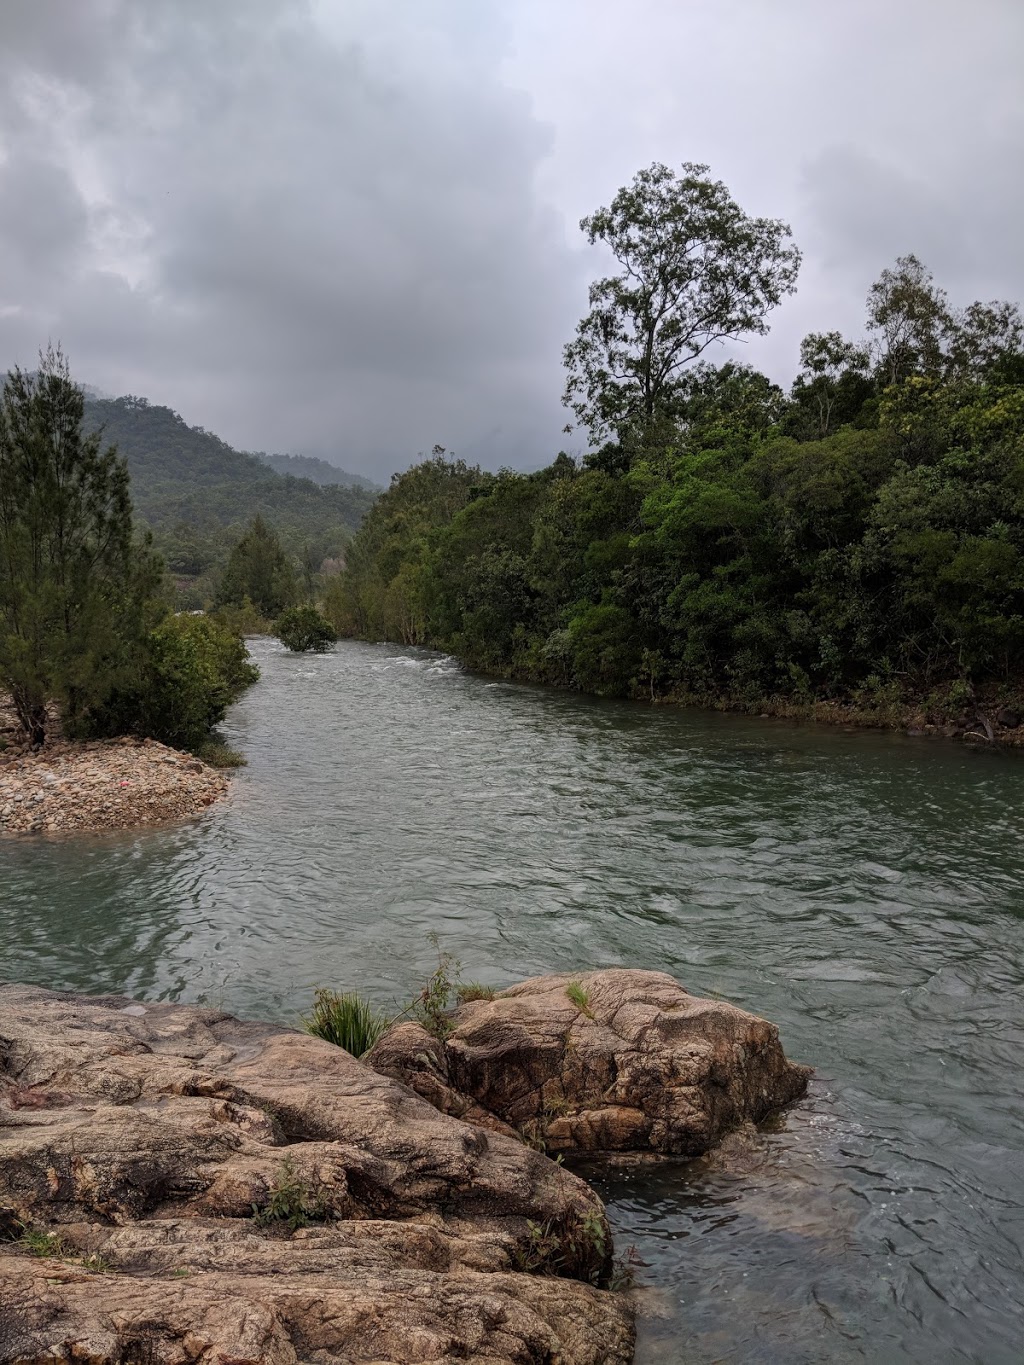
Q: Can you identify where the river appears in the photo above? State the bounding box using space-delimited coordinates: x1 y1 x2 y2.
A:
4 638 1023 1362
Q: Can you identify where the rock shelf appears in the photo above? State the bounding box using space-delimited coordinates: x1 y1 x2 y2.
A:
0 737 228 835
0 973 810 1362
0 983 631 1364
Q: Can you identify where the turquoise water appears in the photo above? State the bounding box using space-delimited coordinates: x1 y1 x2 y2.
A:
4 638 1023 1362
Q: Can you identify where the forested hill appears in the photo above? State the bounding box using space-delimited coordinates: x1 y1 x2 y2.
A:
257 451 379 492
82 396 376 550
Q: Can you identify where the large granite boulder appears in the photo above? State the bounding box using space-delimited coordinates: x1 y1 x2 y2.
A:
0 984 632 1364
367 969 810 1156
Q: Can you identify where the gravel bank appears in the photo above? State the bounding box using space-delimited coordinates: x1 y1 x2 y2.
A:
0 736 228 835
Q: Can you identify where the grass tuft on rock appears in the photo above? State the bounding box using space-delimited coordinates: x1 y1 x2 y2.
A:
457 981 496 1003
302 988 389 1057
566 980 593 1017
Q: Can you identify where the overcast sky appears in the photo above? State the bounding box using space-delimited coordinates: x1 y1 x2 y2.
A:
2 1 1022 479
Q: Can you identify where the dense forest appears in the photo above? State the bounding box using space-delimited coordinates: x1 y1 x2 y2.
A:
330 165 1024 727
82 397 377 601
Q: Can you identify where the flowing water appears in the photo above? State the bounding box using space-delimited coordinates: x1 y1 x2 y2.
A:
3 638 1023 1363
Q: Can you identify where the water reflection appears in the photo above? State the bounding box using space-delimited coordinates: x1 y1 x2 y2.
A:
3 639 1024 1362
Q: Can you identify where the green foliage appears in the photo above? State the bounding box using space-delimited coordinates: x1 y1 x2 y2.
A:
18 1226 66 1258
565 981 593 1017
197 739 247 768
218 516 297 617
563 162 800 447
416 933 461 1039
332 236 1024 717
512 1208 609 1286
87 613 259 753
258 451 380 491
0 348 162 745
326 451 484 642
276 604 337 653
82 396 375 556
210 597 274 638
302 989 389 1057
251 1157 325 1233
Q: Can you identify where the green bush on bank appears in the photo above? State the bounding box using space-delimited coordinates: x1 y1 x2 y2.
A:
87 613 259 754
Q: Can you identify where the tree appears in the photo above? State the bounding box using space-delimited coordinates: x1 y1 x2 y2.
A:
867 255 951 385
217 515 297 617
562 162 801 447
788 331 872 438
865 255 1024 387
0 347 159 745
275 604 337 653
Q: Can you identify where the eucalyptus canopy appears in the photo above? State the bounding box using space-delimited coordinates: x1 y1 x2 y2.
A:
563 162 801 447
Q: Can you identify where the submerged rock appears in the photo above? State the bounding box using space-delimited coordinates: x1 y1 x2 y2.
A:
367 969 811 1157
0 984 632 1364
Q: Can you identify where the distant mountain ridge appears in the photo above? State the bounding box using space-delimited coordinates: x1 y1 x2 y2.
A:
257 451 380 492
81 396 377 551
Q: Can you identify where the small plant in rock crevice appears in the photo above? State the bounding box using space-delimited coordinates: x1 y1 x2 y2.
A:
17 1226 65 1258
566 980 594 1018
251 1156 326 1233
512 1206 610 1286
608 1243 646 1292
415 933 461 1039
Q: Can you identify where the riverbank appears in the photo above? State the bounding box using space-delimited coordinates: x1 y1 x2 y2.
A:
666 683 1024 746
340 631 1024 748
0 735 228 835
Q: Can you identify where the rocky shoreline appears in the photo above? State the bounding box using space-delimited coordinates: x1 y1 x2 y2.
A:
0 736 228 836
0 970 810 1363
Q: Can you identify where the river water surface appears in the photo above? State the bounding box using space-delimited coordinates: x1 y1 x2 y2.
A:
4 639 1023 1362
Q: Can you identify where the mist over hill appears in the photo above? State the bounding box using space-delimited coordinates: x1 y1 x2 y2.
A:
257 451 380 492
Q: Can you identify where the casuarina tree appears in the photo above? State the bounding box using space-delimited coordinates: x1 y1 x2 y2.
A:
0 347 159 745
217 514 297 618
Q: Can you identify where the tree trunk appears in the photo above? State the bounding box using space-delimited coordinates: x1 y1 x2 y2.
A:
12 686 47 747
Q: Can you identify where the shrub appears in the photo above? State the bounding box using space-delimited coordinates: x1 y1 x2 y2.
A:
302 988 389 1057
416 934 461 1038
211 596 274 637
252 1157 325 1233
85 613 259 753
276 604 338 653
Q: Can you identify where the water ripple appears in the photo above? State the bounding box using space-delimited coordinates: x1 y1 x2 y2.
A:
3 638 1024 1361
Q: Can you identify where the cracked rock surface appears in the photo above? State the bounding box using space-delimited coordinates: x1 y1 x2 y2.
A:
367 969 811 1156
0 984 633 1364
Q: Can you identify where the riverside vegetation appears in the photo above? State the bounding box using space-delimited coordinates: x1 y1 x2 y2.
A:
0 349 258 774
328 163 1024 734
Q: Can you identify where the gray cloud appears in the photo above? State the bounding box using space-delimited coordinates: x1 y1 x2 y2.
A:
2 1 1023 478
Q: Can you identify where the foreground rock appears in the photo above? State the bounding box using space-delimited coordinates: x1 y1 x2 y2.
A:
0 736 228 835
368 969 811 1157
0 984 632 1364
